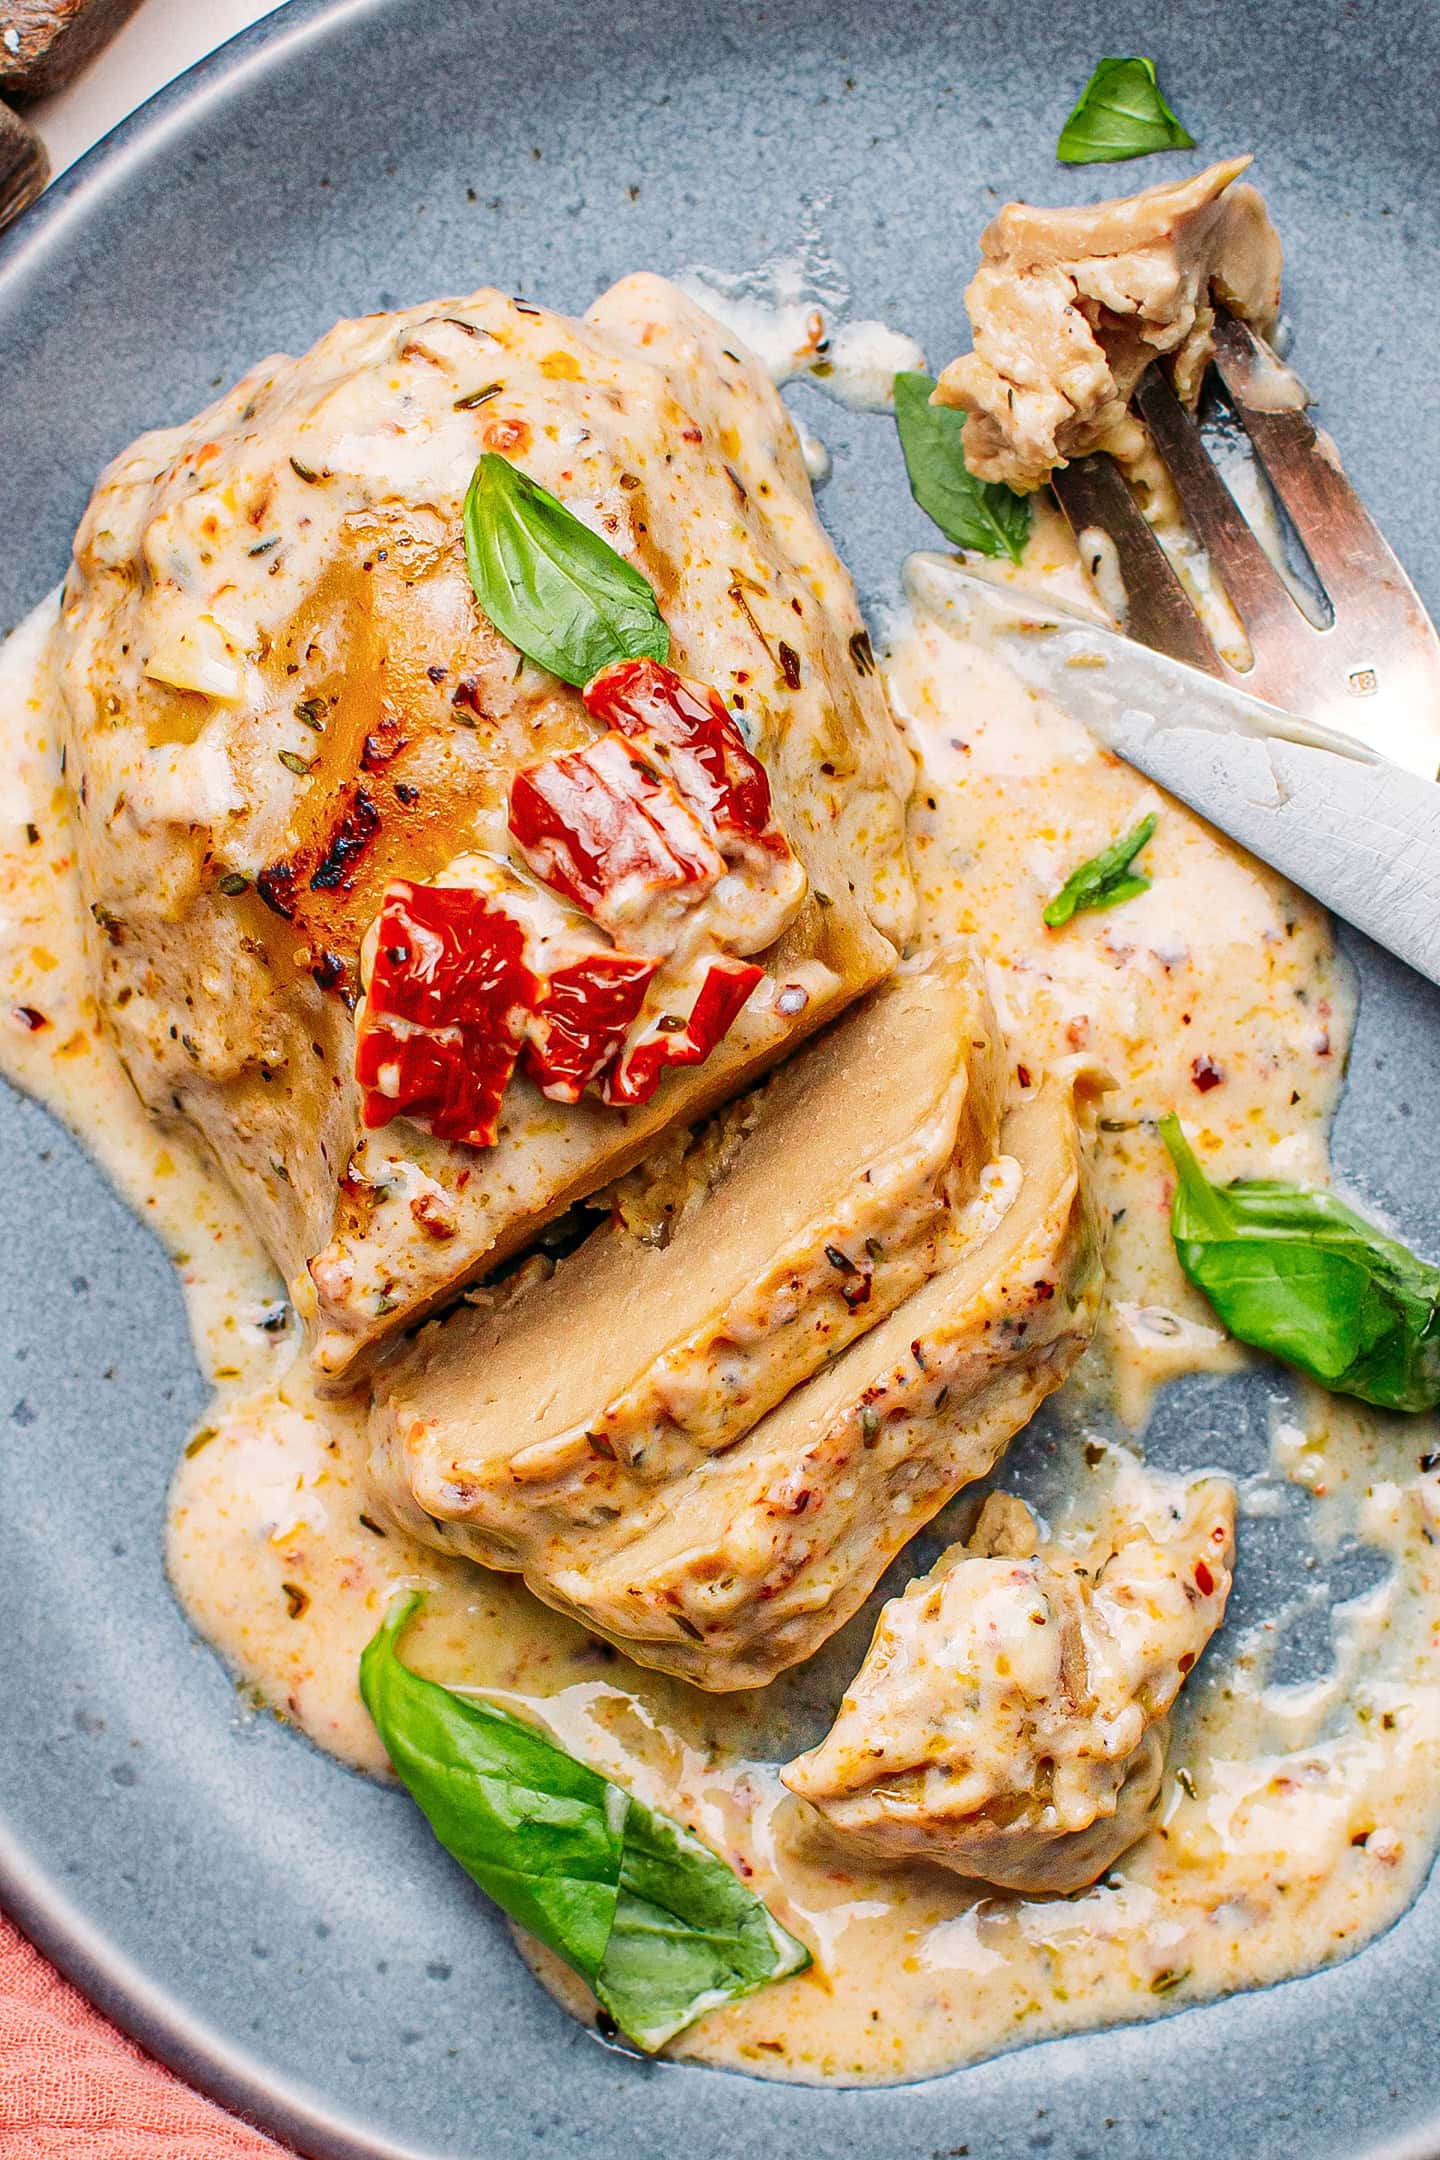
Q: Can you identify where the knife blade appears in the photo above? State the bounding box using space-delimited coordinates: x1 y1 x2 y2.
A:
905 558 1440 991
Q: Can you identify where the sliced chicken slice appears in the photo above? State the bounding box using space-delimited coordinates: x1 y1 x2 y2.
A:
372 1070 1103 1689
935 157 1282 491
371 952 1003 1504
784 1475 1235 1892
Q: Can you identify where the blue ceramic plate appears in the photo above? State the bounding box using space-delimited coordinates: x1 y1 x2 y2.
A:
2 2 1439 2153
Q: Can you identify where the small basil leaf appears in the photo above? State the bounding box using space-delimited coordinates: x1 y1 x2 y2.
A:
1043 813 1156 927
1160 1115 1440 1413
462 453 670 687
893 371 1032 564
359 1596 809 2051
1057 56 1196 165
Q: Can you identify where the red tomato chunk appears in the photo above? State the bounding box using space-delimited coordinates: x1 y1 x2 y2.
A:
524 950 657 1104
355 881 536 1148
584 658 778 843
508 731 722 933
603 956 764 1108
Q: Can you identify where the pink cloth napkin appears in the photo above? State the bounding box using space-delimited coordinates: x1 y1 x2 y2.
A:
0 1911 291 2158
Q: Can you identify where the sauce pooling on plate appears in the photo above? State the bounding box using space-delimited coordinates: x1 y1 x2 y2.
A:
4 502 1440 2084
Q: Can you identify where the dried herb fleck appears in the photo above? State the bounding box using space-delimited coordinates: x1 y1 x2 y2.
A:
848 628 876 676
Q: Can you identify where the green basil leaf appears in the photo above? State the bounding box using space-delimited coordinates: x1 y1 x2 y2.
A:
359 1596 809 2051
601 1800 806 2049
893 372 1032 564
462 453 670 687
1043 813 1156 927
1160 1115 1440 1413
1057 57 1196 165
359 1594 622 1974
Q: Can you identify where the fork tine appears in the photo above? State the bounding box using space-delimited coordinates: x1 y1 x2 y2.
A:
1132 367 1306 702
1211 306 1440 774
1050 454 1225 679
1212 310 1421 619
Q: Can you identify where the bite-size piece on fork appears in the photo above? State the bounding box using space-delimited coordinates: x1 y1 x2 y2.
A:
784 1476 1235 1892
934 155 1440 768
933 156 1282 492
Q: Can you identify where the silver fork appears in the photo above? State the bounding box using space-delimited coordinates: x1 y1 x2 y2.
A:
1050 308 1440 779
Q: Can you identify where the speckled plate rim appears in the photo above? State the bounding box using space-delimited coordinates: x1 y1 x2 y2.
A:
2 5 1440 2156
1 1811 433 2159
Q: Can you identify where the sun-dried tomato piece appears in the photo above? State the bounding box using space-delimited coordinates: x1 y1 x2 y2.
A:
355 881 537 1148
366 666 787 1144
362 880 539 1032
603 957 763 1108
509 731 723 933
583 657 776 840
523 950 658 1104
357 1027 517 1151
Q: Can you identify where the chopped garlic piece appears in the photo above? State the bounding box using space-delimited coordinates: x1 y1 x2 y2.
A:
144 614 245 701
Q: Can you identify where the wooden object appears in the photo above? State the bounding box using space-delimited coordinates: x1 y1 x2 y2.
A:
0 0 145 102
0 98 48 228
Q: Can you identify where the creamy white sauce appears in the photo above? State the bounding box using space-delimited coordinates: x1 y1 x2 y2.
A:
676 231 926 413
5 505 1440 2087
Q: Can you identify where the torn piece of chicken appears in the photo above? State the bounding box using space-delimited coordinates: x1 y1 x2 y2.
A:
371 1070 1103 1690
57 277 915 1386
784 1477 1235 1892
935 157 1283 491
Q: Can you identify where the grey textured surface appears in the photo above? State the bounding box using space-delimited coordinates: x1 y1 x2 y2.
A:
1 1 1439 2155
